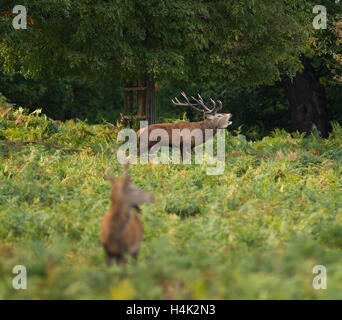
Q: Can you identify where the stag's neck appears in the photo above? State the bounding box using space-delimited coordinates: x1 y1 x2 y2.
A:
202 119 219 131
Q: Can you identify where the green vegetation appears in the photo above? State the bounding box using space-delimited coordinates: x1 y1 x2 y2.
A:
0 1 341 137
0 0 341 300
1 102 341 299
0 0 309 83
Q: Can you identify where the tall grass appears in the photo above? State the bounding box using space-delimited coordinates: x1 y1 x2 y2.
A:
0 104 341 299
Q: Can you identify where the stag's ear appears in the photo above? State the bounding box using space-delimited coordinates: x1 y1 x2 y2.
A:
205 114 215 120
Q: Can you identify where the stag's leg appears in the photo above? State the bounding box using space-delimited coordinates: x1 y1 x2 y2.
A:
148 145 158 159
180 144 192 162
180 146 184 162
137 144 150 157
181 149 191 162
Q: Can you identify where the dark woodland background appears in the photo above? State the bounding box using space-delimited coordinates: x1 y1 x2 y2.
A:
0 0 341 139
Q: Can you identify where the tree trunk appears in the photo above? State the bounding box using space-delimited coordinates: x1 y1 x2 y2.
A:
137 77 146 117
282 56 330 138
123 82 134 115
125 76 156 124
186 108 196 122
146 79 156 124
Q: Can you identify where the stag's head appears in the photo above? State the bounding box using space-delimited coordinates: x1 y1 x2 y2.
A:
172 92 232 129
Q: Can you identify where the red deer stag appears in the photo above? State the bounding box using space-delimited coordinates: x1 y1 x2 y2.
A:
100 165 153 266
137 92 232 158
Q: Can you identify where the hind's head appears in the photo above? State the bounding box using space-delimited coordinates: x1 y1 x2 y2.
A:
106 165 153 208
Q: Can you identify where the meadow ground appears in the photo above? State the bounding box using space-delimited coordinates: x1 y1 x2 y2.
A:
0 106 342 299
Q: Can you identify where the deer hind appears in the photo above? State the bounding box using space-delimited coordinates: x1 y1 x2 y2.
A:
100 165 153 266
137 92 232 158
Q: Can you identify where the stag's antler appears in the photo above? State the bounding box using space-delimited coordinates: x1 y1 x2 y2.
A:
171 92 204 113
191 94 217 114
172 92 222 115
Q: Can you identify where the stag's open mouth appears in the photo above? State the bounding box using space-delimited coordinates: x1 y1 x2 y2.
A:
227 113 232 125
218 113 232 128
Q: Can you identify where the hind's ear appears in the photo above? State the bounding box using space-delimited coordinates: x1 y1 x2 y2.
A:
123 173 131 187
123 163 130 174
104 175 115 184
123 163 130 181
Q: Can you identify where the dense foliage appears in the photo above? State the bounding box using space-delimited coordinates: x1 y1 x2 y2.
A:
0 1 340 135
0 0 341 300
0 67 123 123
0 0 310 84
0 102 341 299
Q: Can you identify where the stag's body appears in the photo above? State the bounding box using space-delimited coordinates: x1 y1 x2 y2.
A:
100 167 153 266
137 119 220 155
137 92 232 157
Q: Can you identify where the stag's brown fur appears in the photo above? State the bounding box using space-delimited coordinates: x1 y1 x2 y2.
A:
100 168 153 266
137 116 232 157
137 92 232 157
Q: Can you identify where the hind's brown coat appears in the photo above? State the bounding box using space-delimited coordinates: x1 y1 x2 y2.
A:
100 179 143 266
